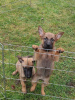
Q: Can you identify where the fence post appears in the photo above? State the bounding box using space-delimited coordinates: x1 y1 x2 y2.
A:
0 43 6 99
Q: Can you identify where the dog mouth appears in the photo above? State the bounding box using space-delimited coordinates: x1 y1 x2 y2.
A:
23 67 33 78
42 44 53 51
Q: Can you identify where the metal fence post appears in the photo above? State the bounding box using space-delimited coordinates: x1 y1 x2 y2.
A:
0 43 6 99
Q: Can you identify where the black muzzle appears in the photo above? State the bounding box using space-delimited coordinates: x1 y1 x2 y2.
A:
23 67 33 78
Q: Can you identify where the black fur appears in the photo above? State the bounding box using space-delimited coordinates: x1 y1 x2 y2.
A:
23 67 33 78
42 37 55 50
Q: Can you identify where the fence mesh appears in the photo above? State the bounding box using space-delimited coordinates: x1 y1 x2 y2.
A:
0 43 75 100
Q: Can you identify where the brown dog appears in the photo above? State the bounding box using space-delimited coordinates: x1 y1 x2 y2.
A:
30 26 64 95
12 56 35 93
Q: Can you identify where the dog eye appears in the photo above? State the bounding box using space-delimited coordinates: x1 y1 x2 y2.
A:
44 37 48 40
51 38 55 42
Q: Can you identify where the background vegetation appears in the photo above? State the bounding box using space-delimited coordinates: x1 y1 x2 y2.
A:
0 0 75 100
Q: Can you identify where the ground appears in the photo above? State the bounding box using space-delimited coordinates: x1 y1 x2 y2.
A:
0 0 75 100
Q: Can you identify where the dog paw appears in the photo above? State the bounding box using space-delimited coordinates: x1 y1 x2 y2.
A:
22 89 27 94
41 91 45 96
57 48 64 53
32 45 39 51
30 86 35 92
12 72 16 75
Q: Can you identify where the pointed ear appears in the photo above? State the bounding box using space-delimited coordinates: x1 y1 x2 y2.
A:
17 56 24 63
32 60 36 64
38 26 45 38
55 32 64 41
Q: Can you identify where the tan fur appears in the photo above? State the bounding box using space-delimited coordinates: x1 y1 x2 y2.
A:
12 57 35 93
30 26 64 95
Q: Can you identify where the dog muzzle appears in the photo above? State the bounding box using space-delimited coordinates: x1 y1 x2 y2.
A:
23 67 33 78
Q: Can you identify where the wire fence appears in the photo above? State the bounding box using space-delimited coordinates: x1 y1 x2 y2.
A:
0 43 75 100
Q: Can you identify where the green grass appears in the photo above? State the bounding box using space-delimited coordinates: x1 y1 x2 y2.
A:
0 0 75 100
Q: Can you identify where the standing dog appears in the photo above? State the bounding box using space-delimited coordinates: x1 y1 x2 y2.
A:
12 56 35 93
30 26 64 95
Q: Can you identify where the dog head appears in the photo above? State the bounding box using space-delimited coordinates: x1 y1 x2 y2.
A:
38 26 64 51
17 56 34 78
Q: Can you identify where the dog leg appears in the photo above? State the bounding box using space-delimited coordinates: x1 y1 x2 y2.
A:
12 70 18 75
20 77 26 93
32 45 39 52
54 48 64 62
41 77 50 96
41 83 46 96
30 82 37 92
30 74 38 92
32 45 40 61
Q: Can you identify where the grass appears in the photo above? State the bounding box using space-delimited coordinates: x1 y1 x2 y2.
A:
0 0 75 100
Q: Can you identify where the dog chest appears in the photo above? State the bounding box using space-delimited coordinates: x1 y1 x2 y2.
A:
36 54 54 78
38 53 54 67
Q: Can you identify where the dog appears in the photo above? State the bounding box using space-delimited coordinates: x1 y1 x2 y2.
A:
12 56 35 93
30 26 64 95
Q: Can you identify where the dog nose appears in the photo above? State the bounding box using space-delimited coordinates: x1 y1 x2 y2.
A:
47 40 51 46
27 75 31 78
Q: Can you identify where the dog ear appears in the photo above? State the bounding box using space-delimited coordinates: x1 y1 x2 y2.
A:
38 26 45 38
17 56 24 63
32 60 36 64
55 32 64 41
